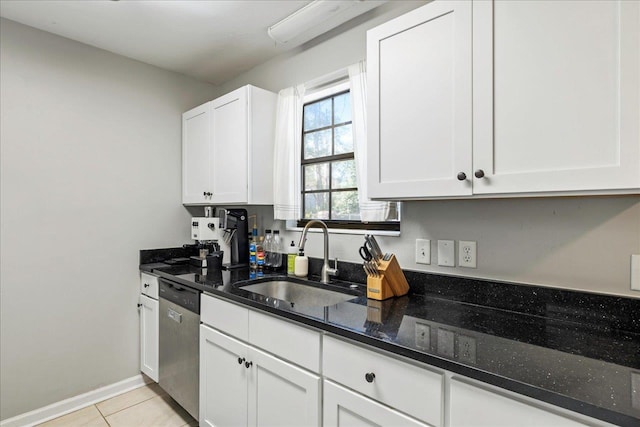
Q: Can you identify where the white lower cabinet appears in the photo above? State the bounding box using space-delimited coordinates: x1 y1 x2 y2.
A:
449 377 604 427
200 325 248 427
324 380 431 427
323 335 443 426
139 273 159 382
199 295 610 427
200 294 321 427
139 294 158 382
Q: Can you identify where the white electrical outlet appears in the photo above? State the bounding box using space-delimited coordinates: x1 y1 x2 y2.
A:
458 241 477 268
416 239 431 264
457 335 477 364
438 240 455 266
632 255 640 291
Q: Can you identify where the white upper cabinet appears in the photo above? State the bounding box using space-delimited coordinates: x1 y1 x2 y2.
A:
472 0 640 195
367 0 473 198
182 102 213 204
367 0 640 199
182 85 277 205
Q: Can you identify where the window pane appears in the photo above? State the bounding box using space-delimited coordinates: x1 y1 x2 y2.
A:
332 159 356 189
304 129 332 159
303 99 332 131
334 124 353 155
333 92 351 124
304 193 329 219
304 163 329 191
331 191 360 220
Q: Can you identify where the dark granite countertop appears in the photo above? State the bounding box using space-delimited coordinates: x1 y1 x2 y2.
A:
141 258 640 426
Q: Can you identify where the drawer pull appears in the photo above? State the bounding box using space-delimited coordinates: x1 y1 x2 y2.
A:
365 372 376 383
144 283 150 288
457 172 467 181
237 357 245 365
245 361 253 369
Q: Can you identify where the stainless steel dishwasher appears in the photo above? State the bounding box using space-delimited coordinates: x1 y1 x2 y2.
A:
158 278 200 420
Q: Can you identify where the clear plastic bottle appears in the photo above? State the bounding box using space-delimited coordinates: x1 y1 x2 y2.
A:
264 229 273 268
271 230 282 269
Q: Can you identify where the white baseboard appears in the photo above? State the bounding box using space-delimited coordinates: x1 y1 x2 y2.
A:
0 374 152 427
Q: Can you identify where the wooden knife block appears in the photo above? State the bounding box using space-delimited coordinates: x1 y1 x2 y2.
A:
366 275 395 300
366 255 410 300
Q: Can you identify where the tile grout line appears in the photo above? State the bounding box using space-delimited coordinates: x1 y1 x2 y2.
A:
94 404 111 427
99 393 165 420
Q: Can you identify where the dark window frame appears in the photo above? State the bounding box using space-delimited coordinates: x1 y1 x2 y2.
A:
297 89 399 232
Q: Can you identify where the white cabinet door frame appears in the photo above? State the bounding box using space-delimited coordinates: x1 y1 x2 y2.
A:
139 294 158 382
248 347 321 427
200 325 249 427
211 87 249 204
367 0 473 199
472 0 640 194
323 380 431 427
182 102 213 204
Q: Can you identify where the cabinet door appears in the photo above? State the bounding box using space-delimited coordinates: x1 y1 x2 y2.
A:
182 102 213 204
323 380 431 427
139 294 158 382
473 0 640 194
449 378 588 427
367 1 472 199
248 347 321 427
200 325 249 427
211 87 249 204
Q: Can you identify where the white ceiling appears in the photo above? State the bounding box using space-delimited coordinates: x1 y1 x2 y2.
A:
0 0 373 86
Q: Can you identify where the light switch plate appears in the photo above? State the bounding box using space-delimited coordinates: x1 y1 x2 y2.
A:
438 240 455 267
416 239 431 264
437 328 455 358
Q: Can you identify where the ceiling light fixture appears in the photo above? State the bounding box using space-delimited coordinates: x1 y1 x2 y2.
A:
267 0 386 47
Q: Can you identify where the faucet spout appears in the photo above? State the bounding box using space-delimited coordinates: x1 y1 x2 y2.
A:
298 220 338 284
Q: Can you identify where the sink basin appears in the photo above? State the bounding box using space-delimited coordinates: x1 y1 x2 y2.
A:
240 280 357 307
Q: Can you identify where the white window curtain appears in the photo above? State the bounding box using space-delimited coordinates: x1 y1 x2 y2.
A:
348 61 392 222
273 84 305 220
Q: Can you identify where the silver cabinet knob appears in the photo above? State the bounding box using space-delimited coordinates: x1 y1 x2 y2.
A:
474 169 485 179
457 172 467 181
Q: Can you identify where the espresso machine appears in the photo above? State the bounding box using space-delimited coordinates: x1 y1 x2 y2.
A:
191 208 248 269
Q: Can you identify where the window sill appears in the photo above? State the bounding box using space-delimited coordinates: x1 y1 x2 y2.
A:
285 220 401 237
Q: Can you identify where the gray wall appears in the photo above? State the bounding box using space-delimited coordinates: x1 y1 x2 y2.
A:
220 1 640 298
0 19 217 420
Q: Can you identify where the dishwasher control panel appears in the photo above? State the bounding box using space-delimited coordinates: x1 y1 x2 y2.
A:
159 279 200 314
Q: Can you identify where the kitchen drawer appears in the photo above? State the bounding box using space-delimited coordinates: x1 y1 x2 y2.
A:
449 377 598 427
249 310 321 373
140 272 159 299
201 294 249 341
323 335 444 426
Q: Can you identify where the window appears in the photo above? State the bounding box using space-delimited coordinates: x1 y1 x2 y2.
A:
298 83 399 232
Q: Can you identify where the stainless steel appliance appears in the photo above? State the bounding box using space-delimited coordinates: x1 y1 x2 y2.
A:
158 278 200 420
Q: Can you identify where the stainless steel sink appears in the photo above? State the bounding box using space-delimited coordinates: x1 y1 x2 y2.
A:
240 280 357 307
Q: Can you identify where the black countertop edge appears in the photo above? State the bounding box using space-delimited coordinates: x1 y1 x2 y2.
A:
198 285 636 427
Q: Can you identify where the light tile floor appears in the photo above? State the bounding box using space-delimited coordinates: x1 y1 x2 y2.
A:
37 383 197 427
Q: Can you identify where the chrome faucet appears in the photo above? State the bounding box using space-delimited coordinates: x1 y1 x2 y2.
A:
298 220 338 284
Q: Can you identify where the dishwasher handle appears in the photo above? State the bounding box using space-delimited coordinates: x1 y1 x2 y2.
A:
167 307 182 323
